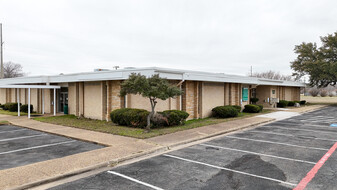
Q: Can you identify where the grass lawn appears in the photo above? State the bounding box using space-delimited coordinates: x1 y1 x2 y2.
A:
0 110 28 116
301 95 337 104
34 110 273 139
0 120 9 125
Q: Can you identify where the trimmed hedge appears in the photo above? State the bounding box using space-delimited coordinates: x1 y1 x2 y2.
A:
231 105 242 113
110 108 189 128
212 106 238 118
3 103 21 112
287 101 295 106
300 100 306 105
110 108 149 128
20 104 34 113
162 110 189 126
243 104 260 113
277 100 288 108
257 104 263 112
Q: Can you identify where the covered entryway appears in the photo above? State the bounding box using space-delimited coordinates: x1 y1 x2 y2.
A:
0 85 61 118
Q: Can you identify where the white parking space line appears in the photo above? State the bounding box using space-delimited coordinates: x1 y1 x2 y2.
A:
107 171 164 190
248 130 337 142
224 136 329 151
269 126 337 135
199 143 316 165
0 129 27 134
270 122 331 128
0 140 76 155
0 134 48 142
163 154 297 187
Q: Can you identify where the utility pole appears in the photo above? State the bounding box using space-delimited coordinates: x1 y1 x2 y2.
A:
0 23 4 79
250 66 253 77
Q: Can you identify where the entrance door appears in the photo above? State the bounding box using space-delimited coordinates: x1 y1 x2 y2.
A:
58 87 68 113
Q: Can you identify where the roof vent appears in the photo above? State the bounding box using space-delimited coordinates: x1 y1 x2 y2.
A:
94 69 110 72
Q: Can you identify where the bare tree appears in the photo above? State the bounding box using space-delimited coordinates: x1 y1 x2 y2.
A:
3 61 25 78
249 70 295 81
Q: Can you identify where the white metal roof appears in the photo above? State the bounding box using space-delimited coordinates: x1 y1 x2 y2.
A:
0 85 60 89
0 67 305 87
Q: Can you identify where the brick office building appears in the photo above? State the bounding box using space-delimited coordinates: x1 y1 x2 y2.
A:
0 67 304 120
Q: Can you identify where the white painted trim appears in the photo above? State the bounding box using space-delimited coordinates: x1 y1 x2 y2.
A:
0 140 76 155
269 126 337 135
107 171 164 190
42 89 44 114
249 130 337 142
0 134 47 142
199 143 316 165
0 85 60 89
28 88 31 119
0 129 27 134
163 154 297 187
0 67 305 87
224 136 328 151
53 88 56 116
17 88 20 117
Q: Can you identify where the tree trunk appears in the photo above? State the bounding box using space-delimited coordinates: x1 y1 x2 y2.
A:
146 98 156 131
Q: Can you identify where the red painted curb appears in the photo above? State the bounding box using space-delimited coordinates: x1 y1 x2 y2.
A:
293 142 337 190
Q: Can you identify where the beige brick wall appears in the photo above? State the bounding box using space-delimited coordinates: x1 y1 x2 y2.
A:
202 82 224 117
0 89 6 104
256 85 272 107
84 81 103 120
182 81 199 119
68 83 77 115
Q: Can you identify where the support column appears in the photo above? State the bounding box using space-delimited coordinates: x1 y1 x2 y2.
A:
17 89 20 117
28 88 31 119
53 88 56 116
42 89 44 114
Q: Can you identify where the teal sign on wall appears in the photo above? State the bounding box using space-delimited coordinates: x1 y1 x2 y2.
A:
242 88 248 101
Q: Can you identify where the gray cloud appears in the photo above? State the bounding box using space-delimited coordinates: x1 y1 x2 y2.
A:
1 0 336 76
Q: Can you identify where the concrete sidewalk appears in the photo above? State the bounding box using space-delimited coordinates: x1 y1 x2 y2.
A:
0 104 325 190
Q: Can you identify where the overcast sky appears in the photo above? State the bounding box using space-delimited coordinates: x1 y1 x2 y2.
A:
0 0 336 76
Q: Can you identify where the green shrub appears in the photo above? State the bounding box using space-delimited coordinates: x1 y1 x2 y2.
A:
0 104 4 109
3 103 12 110
231 105 242 113
212 106 238 118
110 108 189 128
20 104 34 113
287 101 295 106
257 104 263 112
5 103 21 112
277 100 288 108
243 104 260 113
300 100 306 105
250 98 259 104
162 110 189 126
110 108 149 127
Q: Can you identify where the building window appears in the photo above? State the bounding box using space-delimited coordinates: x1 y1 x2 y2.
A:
251 88 256 98
272 89 276 94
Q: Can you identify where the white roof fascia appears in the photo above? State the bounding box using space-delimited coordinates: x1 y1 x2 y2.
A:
0 67 305 87
0 85 61 89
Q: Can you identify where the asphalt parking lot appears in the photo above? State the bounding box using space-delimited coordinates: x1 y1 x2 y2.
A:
51 106 337 190
0 124 104 170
